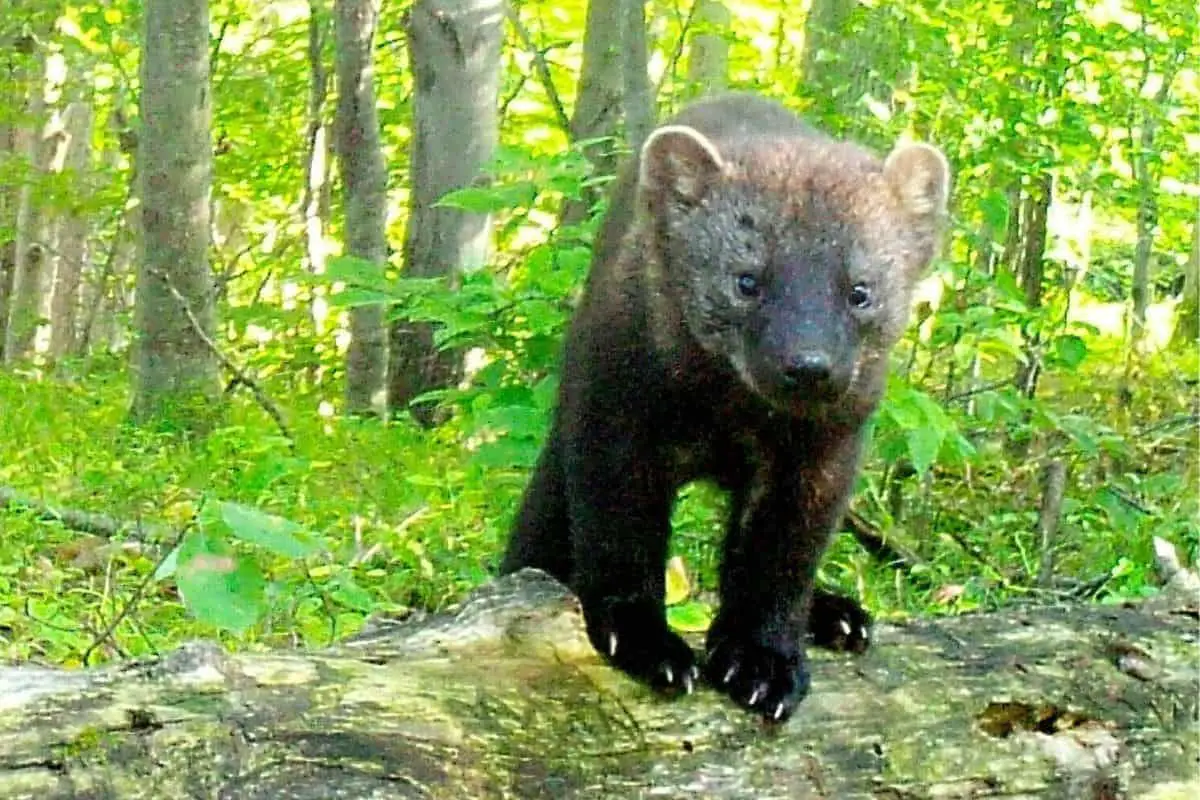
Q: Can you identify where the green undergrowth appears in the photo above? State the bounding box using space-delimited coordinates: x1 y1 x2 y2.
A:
0 334 1195 668
0 365 510 664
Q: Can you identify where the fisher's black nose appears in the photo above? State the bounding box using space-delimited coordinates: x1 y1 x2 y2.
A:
782 351 833 391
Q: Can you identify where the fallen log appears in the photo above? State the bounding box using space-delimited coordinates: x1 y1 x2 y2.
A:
0 568 1196 799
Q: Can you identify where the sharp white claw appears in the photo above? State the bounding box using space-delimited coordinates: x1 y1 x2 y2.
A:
683 671 695 694
608 632 618 657
773 702 786 721
722 665 737 685
748 686 763 706
839 619 852 636
664 665 674 684
860 627 869 642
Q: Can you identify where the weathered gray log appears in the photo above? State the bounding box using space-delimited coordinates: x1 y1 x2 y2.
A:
1 569 1197 799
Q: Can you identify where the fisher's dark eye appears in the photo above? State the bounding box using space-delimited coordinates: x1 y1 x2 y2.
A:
849 282 873 309
736 273 761 298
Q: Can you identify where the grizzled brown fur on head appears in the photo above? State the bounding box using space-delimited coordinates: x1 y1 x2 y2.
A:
637 120 949 421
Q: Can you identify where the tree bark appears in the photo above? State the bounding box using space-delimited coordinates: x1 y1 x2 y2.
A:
1013 173 1052 399
0 568 1195 798
4 48 55 362
303 0 333 335
1035 458 1068 587
685 0 730 95
1129 57 1178 350
560 0 623 226
334 0 390 418
801 0 880 126
620 0 654 154
390 0 503 425
131 0 221 433
48 99 93 359
1170 184 1199 349
0 55 21 359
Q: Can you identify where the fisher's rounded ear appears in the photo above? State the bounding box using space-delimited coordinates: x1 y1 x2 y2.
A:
639 125 726 210
883 142 950 219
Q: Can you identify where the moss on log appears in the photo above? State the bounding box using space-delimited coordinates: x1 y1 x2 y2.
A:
0 569 1196 799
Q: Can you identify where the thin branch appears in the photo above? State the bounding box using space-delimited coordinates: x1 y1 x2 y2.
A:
148 267 295 447
81 509 198 666
0 486 163 542
653 0 699 100
944 379 1013 404
210 19 231 82
504 6 571 133
843 508 921 569
499 71 529 122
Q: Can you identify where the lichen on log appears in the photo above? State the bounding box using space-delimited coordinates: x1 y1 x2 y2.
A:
0 569 1196 799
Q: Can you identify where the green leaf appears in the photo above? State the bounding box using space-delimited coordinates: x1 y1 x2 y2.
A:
906 425 943 476
664 556 691 606
175 531 266 632
667 601 714 633
469 438 542 469
886 391 924 429
324 255 393 291
979 191 1010 232
331 576 375 612
435 182 537 213
220 502 321 559
1051 334 1088 369
153 545 179 580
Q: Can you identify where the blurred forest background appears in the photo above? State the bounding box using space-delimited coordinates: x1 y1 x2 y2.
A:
0 0 1196 665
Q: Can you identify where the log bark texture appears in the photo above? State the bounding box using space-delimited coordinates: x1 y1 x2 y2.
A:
0 570 1196 799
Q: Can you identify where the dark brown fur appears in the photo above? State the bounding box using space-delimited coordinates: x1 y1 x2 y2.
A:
502 93 949 722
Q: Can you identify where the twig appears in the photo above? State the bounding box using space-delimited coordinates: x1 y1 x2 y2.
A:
0 486 165 542
1135 413 1199 438
941 527 1014 589
653 0 699 100
504 7 571 133
498 71 530 122
945 379 1012 405
81 510 198 666
148 267 295 447
843 508 921 569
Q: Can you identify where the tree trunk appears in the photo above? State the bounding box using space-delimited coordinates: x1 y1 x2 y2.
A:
1130 130 1157 350
390 0 503 425
1129 63 1177 351
304 0 332 335
801 0 883 127
131 0 221 433
0 568 1196 798
1170 185 1199 349
4 49 55 362
48 99 93 359
0 56 21 360
620 0 654 154
1014 174 1052 399
560 0 623 226
333 0 390 418
685 0 730 95
801 0 858 85
0 241 13 353
1010 0 1068 402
